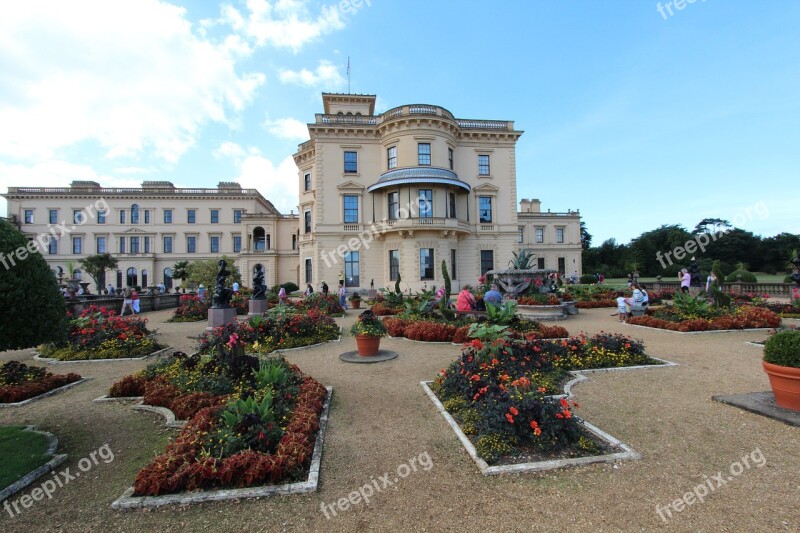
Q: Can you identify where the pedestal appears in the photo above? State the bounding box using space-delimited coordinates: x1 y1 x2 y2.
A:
248 299 268 316
207 307 237 330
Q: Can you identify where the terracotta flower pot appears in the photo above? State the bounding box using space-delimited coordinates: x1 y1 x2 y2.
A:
763 361 800 411
350 300 361 309
355 334 381 357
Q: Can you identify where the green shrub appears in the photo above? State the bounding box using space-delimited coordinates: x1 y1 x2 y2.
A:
579 274 597 284
726 269 757 283
785 275 795 284
763 330 800 368
280 281 299 293
0 220 67 350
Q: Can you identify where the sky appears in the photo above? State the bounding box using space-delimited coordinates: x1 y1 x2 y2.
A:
1 0 798 244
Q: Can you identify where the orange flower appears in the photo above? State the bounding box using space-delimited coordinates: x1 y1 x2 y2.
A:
529 420 539 429
505 413 515 424
492 358 499 365
559 398 570 408
537 387 547 393
509 406 519 416
470 374 480 382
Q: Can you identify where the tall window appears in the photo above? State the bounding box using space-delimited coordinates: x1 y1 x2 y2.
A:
518 227 524 243
210 236 220 253
187 209 196 224
418 189 432 218
387 192 399 220
389 250 400 281
144 210 150 224
97 210 106 224
211 209 219 224
479 196 492 223
556 227 565 243
73 209 84 225
126 267 137 288
448 192 456 219
163 267 173 289
558 257 566 275
478 155 490 176
233 235 242 253
233 209 242 224
343 195 359 223
24 209 34 224
451 249 458 279
49 209 58 224
536 227 544 243
72 237 82 254
304 210 311 234
119 237 125 254
344 251 360 287
131 204 140 224
187 236 196 253
387 146 397 169
130 236 140 254
448 148 454 170
96 236 106 253
48 238 58 255
480 250 494 274
537 257 545 269
163 236 173 253
142 270 148 288
164 209 173 224
418 143 431 166
304 172 311 191
344 151 358 173
304 258 313 283
420 248 434 280
119 210 126 224
144 236 151 253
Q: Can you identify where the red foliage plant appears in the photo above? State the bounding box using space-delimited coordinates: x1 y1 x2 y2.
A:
0 373 82 404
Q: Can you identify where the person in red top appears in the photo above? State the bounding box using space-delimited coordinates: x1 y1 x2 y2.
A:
456 287 477 311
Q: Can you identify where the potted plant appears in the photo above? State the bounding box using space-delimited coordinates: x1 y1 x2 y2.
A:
349 309 386 356
349 292 362 309
763 330 800 410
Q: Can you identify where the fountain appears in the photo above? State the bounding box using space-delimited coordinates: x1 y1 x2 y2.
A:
486 268 558 299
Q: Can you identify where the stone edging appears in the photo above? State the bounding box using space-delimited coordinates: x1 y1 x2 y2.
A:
110 386 333 509
420 381 640 475
0 426 68 503
745 341 765 347
0 378 90 408
625 324 774 335
33 346 172 365
93 395 185 428
557 357 679 398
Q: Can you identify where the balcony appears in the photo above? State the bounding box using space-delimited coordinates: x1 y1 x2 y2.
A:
312 105 516 131
367 167 471 193
369 217 472 237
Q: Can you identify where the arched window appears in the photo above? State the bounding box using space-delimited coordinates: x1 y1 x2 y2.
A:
126 267 138 287
131 204 140 224
253 227 266 251
142 269 148 288
163 267 173 289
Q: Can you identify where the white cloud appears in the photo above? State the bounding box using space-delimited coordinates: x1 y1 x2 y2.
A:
279 60 346 89
264 117 309 140
236 155 299 214
216 0 346 52
0 1 265 163
213 141 248 160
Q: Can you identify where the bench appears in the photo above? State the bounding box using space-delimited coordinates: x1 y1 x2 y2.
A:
629 305 648 317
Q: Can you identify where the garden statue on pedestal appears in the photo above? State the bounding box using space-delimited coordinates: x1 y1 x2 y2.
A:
791 251 800 287
252 266 266 300
212 260 233 309
688 257 702 287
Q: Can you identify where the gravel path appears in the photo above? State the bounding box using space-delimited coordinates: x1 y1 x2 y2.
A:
1 308 797 532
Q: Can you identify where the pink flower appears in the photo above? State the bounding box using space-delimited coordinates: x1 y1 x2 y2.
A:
226 332 240 348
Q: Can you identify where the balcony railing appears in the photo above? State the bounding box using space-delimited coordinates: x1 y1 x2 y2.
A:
313 105 515 131
7 187 262 196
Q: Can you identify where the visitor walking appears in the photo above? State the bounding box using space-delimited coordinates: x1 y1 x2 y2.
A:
107 283 115 295
232 281 239 293
278 286 289 304
304 283 314 297
679 269 691 294
321 281 329 295
616 291 628 322
197 284 206 299
120 288 134 316
338 283 347 310
131 288 140 314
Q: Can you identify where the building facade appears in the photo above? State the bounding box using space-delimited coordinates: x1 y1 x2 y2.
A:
2 93 582 293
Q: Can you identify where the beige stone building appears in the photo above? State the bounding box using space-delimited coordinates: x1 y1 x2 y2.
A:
2 93 582 293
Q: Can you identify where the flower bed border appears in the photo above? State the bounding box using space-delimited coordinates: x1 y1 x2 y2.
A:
0 426 67 503
33 346 172 365
625 324 774 335
421 381 640 475
110 386 332 509
0 378 90 408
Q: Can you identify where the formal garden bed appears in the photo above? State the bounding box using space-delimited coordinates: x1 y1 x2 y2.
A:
384 315 568 343
36 305 167 361
427 332 664 471
627 305 780 332
104 326 330 503
0 361 84 406
168 294 209 322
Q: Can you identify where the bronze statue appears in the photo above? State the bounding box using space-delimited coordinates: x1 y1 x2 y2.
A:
212 259 233 308
252 265 266 300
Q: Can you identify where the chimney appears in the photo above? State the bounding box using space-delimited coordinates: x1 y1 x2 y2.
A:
530 199 541 213
519 199 531 213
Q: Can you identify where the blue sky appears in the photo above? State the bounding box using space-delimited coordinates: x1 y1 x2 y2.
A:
1 0 798 244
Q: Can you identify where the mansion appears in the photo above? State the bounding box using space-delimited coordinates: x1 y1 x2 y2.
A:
2 93 582 293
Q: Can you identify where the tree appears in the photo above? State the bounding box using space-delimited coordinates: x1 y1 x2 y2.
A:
173 261 190 288
693 218 731 235
579 221 592 250
186 256 242 291
0 219 67 350
79 253 118 292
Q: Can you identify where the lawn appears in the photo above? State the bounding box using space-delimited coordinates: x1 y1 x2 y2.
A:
596 272 789 288
0 426 52 491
